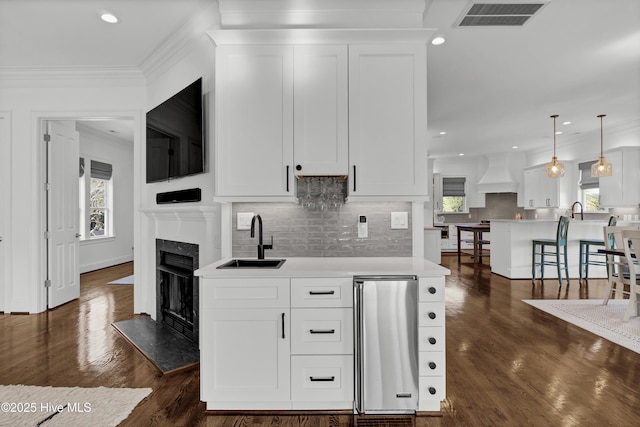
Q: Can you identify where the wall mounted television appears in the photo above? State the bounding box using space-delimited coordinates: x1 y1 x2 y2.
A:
146 77 204 183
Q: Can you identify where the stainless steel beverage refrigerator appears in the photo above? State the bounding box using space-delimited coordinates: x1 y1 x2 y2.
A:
354 276 419 414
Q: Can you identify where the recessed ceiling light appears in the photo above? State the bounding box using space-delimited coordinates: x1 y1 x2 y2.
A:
100 12 118 24
555 131 563 135
459 153 464 156
431 36 446 46
439 131 447 135
562 121 571 125
512 145 519 149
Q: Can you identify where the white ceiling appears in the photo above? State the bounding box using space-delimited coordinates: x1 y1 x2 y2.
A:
1 0 638 158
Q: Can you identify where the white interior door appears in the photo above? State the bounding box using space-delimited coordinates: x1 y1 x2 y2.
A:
0 115 7 312
47 120 80 308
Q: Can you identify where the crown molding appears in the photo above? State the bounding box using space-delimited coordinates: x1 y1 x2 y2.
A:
0 66 145 84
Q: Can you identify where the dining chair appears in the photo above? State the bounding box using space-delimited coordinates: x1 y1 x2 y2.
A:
579 215 617 281
602 226 636 306
621 229 640 322
532 216 570 286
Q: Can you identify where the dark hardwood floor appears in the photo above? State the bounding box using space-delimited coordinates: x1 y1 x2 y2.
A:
1 256 639 426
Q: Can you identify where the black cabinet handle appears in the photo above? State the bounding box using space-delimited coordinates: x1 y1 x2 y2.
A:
309 329 335 334
309 290 335 295
310 376 335 382
428 387 437 395
296 165 302 171
428 312 436 320
281 313 285 339
428 337 437 345
428 287 437 294
286 165 290 192
353 165 357 191
428 362 437 369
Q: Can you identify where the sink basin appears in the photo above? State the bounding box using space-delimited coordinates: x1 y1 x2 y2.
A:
217 259 286 269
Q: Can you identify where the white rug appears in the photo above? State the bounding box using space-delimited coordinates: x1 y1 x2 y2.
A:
107 275 134 285
0 385 151 426
523 299 640 354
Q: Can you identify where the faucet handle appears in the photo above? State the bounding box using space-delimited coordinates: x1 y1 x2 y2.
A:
264 235 274 250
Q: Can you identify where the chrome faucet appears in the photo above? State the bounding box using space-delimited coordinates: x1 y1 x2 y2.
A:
250 214 273 259
571 201 584 220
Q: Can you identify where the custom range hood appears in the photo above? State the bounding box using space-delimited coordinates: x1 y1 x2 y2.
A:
477 153 519 193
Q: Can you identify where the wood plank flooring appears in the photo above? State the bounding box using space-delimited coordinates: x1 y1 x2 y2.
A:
1 257 640 426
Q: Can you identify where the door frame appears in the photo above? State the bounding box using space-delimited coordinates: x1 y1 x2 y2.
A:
0 112 10 313
36 111 141 313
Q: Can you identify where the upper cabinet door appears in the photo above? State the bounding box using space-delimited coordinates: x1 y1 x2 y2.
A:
348 44 428 198
215 45 294 198
293 45 348 177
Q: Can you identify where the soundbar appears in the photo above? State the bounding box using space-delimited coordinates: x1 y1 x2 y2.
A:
156 188 201 204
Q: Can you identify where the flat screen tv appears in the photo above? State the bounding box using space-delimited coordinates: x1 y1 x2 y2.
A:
146 78 204 183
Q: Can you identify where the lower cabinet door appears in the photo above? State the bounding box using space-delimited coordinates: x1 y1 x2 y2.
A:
202 308 291 409
291 355 354 409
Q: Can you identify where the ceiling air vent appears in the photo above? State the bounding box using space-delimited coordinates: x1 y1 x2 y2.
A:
459 3 545 26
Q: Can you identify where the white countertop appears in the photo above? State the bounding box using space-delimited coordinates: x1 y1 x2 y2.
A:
195 257 450 278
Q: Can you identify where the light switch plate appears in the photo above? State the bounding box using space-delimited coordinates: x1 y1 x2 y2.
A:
237 212 254 230
391 212 409 229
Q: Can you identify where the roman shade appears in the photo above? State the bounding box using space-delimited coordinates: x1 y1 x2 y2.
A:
578 161 599 190
91 160 113 180
443 177 466 196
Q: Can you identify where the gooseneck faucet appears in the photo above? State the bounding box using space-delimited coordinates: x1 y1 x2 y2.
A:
571 201 584 220
250 214 273 259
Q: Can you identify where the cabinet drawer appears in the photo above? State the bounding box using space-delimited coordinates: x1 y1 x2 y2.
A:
418 376 446 411
419 277 445 302
204 278 290 308
418 326 445 352
291 277 353 307
291 308 353 355
419 352 446 376
419 302 445 327
291 355 354 406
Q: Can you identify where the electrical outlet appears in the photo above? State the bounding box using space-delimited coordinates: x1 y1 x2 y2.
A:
237 212 254 230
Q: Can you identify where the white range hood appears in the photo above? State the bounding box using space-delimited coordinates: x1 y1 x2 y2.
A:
477 153 519 193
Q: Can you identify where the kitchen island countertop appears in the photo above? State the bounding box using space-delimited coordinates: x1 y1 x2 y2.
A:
195 256 450 278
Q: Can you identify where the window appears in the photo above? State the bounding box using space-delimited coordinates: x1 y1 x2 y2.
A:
442 177 466 213
79 158 113 239
578 161 601 211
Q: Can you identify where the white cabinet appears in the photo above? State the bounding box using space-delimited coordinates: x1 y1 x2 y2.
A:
201 278 291 409
523 164 573 209
215 45 294 200
599 147 640 207
417 276 446 412
293 45 349 176
348 44 428 198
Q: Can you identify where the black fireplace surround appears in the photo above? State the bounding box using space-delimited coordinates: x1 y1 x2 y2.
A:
156 239 199 344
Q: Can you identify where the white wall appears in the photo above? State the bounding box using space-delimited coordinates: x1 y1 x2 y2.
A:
0 112 10 313
0 76 145 313
78 123 134 273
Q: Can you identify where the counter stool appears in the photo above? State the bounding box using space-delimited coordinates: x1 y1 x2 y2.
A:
579 216 617 281
532 216 570 286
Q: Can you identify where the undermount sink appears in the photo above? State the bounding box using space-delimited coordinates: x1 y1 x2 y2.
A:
217 259 286 269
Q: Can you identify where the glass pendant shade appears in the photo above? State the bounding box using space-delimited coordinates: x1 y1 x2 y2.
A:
591 114 612 177
545 114 565 178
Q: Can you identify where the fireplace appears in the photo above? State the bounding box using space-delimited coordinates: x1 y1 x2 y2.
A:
156 239 199 344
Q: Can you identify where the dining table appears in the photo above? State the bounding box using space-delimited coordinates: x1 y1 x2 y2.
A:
456 223 491 264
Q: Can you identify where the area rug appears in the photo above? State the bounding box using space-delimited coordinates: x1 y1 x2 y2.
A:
0 385 151 426
107 275 134 285
523 299 640 354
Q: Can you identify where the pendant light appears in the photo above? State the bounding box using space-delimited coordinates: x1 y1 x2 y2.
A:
545 114 565 178
591 114 612 177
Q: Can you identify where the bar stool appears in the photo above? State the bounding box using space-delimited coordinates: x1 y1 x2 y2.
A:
579 216 617 281
532 216 570 286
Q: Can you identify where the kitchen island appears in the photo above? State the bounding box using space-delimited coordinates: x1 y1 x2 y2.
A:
195 257 450 413
490 219 608 279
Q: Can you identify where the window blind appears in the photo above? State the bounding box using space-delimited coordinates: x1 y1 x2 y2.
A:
578 161 598 190
91 160 113 180
443 177 466 196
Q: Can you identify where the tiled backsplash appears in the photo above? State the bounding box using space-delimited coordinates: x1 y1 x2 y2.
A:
232 202 413 257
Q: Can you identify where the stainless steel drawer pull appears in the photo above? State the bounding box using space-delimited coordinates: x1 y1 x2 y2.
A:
310 376 335 382
396 393 412 398
309 329 335 334
309 290 335 295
